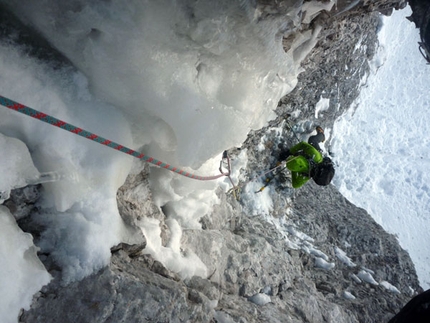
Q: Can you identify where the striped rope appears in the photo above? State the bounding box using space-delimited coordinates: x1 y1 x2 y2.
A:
0 95 227 181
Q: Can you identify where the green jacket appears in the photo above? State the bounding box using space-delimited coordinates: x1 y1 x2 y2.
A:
286 142 323 188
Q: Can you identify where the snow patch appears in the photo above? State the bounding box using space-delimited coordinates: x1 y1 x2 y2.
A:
357 270 379 285
343 291 356 300
241 181 274 217
302 0 335 24
249 293 271 306
140 217 208 280
315 96 330 119
380 281 401 294
286 225 315 243
315 257 335 270
350 274 362 284
306 244 330 262
0 134 40 203
335 246 356 267
333 6 430 290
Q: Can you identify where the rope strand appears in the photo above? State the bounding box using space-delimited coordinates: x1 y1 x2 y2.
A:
0 95 227 181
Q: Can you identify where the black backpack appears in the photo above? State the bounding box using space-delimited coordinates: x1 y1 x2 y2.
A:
312 157 335 186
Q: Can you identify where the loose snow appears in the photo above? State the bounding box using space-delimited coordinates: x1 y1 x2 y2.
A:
333 6 430 290
357 270 379 286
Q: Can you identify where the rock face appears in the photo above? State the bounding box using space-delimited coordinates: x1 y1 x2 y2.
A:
2 0 426 322
21 249 216 323
407 0 430 63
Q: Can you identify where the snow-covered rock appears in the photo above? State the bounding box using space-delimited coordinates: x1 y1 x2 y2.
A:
0 134 39 204
381 281 401 294
357 270 379 286
315 257 335 271
335 247 356 267
343 291 356 300
248 293 271 306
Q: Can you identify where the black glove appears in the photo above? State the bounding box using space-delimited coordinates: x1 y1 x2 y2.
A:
279 149 291 161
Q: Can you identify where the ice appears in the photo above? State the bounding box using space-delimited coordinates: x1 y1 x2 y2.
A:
1 2 428 322
357 270 379 285
286 225 315 243
213 311 236 323
315 257 335 270
0 1 321 304
0 134 40 203
350 273 362 284
335 246 356 267
0 38 137 285
315 96 330 119
2 0 307 169
0 206 51 323
0 0 326 287
248 293 272 306
140 217 207 280
261 285 272 295
361 267 375 275
343 291 356 300
0 5 320 284
308 245 330 261
302 0 335 24
380 281 401 294
291 25 324 63
241 180 274 217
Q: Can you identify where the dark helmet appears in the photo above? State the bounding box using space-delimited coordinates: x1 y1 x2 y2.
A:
312 157 335 186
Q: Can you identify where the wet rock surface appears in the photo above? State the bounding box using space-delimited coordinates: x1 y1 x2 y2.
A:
3 0 426 322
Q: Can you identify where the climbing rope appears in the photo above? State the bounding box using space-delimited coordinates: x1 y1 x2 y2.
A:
0 95 232 182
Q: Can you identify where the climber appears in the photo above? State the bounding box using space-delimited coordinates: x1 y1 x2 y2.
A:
307 126 326 153
278 126 335 188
